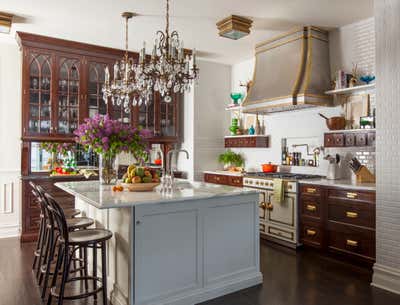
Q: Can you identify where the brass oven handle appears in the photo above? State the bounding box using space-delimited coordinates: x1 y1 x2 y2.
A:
346 211 358 218
306 188 317 194
306 229 316 236
266 203 273 211
346 192 358 199
259 202 267 210
306 204 317 212
346 239 358 247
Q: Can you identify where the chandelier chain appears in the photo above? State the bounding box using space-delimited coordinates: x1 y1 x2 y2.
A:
125 15 129 56
166 0 170 35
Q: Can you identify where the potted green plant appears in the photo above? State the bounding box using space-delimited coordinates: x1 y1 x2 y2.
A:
218 150 244 171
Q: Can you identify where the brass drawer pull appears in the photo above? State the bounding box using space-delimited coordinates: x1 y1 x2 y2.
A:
346 239 358 247
306 204 317 212
306 229 316 236
346 192 358 199
259 202 267 210
266 203 273 211
306 188 317 194
346 211 358 218
215 177 220 181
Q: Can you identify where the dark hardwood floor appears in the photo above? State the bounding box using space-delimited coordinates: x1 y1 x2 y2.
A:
0 237 399 305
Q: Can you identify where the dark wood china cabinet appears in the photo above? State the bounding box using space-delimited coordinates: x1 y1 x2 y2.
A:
17 32 182 241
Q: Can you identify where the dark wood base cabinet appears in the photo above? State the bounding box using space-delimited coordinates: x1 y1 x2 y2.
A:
204 173 243 187
299 184 376 265
21 176 97 242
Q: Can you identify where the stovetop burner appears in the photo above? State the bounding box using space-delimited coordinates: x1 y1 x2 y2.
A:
244 172 322 180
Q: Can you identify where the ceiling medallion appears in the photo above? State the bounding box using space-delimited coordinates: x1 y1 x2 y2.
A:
134 0 199 103
102 12 153 113
216 15 253 40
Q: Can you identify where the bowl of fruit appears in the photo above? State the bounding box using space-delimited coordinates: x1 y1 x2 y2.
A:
121 165 161 192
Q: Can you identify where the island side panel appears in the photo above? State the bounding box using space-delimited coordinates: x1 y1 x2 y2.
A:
133 193 262 305
76 197 132 305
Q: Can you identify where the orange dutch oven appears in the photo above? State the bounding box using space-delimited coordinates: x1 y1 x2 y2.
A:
261 163 278 173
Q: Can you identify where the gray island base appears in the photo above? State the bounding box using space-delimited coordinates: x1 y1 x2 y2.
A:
56 180 263 305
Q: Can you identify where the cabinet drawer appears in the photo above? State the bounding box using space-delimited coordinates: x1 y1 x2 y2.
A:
367 132 376 146
355 133 367 146
327 222 375 260
300 198 321 220
204 173 228 185
228 176 243 187
267 225 295 241
300 185 321 196
345 133 355 147
327 201 375 228
325 133 344 147
327 189 375 203
300 220 323 248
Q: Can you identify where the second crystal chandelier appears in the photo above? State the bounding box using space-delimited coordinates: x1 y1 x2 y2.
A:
135 0 199 103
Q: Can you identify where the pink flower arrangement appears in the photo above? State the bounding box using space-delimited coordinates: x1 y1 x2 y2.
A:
40 142 75 156
74 114 152 159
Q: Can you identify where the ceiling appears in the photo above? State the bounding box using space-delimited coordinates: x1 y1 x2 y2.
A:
2 0 373 64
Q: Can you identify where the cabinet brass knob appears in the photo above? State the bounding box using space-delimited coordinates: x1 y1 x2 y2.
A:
346 239 358 247
260 202 267 210
306 188 317 194
346 192 358 199
266 203 273 211
306 229 316 236
346 211 358 218
306 204 317 212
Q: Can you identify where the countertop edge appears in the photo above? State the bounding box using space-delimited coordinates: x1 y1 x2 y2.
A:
298 179 376 191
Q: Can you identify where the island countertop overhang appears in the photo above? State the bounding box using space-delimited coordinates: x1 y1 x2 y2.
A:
55 180 259 209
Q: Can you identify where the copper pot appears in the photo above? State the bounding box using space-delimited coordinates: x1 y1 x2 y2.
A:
319 113 346 130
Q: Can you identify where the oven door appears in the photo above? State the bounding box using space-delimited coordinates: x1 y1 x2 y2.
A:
265 191 296 228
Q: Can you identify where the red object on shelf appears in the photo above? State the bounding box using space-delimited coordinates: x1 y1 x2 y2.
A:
154 159 162 166
261 163 278 173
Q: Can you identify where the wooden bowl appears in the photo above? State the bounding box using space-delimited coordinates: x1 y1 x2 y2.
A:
121 182 160 192
325 117 346 130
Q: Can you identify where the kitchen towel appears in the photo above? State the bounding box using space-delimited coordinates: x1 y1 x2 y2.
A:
273 178 284 204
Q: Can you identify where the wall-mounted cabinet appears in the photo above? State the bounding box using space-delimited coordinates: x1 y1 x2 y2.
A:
324 130 375 148
224 136 269 148
18 32 181 143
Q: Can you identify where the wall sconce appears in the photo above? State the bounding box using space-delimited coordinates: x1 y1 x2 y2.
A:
0 12 13 34
216 15 253 40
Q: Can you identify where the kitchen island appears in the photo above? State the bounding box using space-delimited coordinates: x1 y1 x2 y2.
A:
56 180 262 305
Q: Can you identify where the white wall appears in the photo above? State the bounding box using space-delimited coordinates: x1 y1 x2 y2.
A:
372 0 400 294
0 37 22 238
178 60 231 181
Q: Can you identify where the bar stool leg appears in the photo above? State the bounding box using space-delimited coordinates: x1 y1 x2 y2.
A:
47 243 64 305
32 216 44 270
93 244 97 302
83 246 89 291
58 250 70 305
101 241 107 305
41 231 57 299
36 224 48 280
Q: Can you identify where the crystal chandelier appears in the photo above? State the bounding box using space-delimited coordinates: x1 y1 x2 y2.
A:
133 0 199 103
102 12 153 113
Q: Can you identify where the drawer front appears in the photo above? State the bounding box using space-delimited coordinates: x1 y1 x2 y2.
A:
300 220 323 248
324 134 335 147
327 222 375 260
300 185 321 196
327 201 375 228
345 133 355 147
266 225 295 241
228 176 243 187
367 132 376 146
300 197 321 220
213 174 228 185
204 173 215 183
328 189 375 203
355 133 367 146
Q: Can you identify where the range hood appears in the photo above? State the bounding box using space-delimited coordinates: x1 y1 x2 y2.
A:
242 26 332 114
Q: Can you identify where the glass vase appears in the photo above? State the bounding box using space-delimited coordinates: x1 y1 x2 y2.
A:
99 153 118 185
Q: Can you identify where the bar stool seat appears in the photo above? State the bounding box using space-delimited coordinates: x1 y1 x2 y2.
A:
64 208 81 218
69 229 113 245
66 217 94 231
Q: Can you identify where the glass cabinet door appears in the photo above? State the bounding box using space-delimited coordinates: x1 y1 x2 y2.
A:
57 57 80 134
87 62 108 118
111 103 132 125
28 53 52 134
137 97 155 132
160 96 177 137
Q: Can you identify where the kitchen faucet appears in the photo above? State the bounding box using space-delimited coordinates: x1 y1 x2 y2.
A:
163 149 189 189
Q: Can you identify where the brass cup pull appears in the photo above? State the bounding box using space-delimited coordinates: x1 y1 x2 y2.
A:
306 204 317 212
260 202 267 210
346 211 358 218
266 203 273 211
215 177 220 181
306 229 316 236
306 188 317 194
346 239 358 247
346 192 358 199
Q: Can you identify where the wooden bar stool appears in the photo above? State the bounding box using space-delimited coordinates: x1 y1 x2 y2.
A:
45 194 112 305
34 185 94 300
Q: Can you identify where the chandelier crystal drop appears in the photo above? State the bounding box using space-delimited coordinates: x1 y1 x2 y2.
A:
133 0 199 103
102 12 152 113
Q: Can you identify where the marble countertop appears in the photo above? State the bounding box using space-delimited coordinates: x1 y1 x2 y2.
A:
55 180 258 209
298 178 376 191
203 170 243 176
